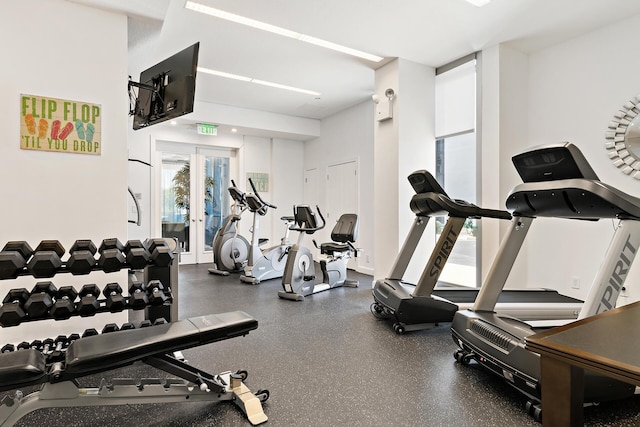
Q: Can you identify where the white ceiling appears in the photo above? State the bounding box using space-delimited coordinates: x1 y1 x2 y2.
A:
69 0 640 125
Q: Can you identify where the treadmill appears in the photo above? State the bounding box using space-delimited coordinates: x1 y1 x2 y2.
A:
451 142 640 419
371 169 583 334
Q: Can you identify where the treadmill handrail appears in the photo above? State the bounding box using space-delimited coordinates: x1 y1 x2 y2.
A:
410 192 512 220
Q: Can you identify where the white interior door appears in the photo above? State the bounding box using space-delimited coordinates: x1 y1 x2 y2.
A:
326 161 358 220
304 168 319 207
156 142 236 265
194 147 235 264
326 160 358 268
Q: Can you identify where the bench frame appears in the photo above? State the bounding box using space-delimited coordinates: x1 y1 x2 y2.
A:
0 312 269 426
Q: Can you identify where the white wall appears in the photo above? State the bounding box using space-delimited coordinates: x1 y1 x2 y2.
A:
242 135 301 244
0 0 129 344
374 60 402 280
374 59 436 283
272 138 304 243
304 101 374 274
503 14 640 303
397 60 437 284
479 45 531 288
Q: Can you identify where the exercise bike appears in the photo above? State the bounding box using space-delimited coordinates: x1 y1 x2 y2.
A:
240 178 295 285
208 180 251 276
278 205 359 301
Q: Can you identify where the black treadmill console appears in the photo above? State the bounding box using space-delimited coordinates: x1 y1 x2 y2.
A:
512 142 599 183
408 170 447 195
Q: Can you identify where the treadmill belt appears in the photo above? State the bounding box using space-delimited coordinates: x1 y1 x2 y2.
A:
432 289 582 304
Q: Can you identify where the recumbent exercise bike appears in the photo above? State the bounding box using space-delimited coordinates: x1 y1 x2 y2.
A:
278 205 359 301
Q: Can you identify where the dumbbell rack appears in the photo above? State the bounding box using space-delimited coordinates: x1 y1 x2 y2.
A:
0 238 177 354
0 238 270 426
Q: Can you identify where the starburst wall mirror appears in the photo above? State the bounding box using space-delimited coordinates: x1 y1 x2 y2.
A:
606 95 640 179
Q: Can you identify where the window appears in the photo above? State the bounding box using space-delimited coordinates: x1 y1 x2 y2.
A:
435 55 478 287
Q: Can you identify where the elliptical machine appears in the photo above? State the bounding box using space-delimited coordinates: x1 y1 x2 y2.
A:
208 180 251 276
240 178 295 285
278 205 359 301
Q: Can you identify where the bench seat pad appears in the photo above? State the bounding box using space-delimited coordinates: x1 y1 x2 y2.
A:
65 311 257 376
0 349 46 388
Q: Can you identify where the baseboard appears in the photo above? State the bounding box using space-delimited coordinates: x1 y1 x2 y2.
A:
355 265 374 276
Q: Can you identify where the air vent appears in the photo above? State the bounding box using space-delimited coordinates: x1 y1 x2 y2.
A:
470 321 512 351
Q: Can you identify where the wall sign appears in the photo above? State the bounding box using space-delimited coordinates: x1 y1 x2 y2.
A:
20 94 101 155
197 122 217 136
247 172 269 192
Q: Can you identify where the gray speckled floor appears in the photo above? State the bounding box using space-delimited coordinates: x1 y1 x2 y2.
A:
5 264 640 426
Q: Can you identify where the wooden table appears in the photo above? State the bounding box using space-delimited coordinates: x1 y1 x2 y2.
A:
525 301 640 426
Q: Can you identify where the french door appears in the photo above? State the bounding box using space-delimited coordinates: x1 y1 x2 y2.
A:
155 142 235 264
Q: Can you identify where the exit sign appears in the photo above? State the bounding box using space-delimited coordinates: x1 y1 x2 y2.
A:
197 123 217 136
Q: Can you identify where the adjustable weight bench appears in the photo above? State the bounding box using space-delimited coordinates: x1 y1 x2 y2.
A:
0 311 269 426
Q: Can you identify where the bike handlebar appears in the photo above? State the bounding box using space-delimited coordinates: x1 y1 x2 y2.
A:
248 177 277 209
289 205 326 233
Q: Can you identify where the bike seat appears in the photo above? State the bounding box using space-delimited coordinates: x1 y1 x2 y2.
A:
320 242 351 255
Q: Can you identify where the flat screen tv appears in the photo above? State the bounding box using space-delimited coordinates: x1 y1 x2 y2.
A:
131 42 200 130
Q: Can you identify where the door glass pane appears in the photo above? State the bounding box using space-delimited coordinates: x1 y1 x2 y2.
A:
161 152 190 252
203 155 230 251
435 131 477 287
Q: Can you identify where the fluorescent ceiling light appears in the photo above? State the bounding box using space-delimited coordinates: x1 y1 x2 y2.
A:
465 0 491 6
198 66 321 96
185 1 384 62
197 68 251 82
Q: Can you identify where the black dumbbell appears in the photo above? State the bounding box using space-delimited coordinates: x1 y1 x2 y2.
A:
0 241 34 279
24 281 57 318
1 344 15 353
27 240 65 278
41 338 55 354
30 340 43 351
48 335 69 362
0 288 30 327
153 318 167 326
103 283 126 312
50 286 78 320
124 240 150 269
146 280 168 306
82 328 98 338
144 238 174 267
67 240 97 275
139 320 152 328
102 323 120 334
77 284 101 317
128 282 148 310
97 238 126 273
121 322 136 330
17 341 30 350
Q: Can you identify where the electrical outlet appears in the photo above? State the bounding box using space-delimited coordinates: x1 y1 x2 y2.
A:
571 276 580 289
620 287 629 298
